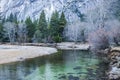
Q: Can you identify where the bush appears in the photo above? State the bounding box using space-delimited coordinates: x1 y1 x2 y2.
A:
109 26 120 46
53 35 62 43
88 28 109 52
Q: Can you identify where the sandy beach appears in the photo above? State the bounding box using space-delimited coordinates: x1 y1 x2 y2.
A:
0 45 57 64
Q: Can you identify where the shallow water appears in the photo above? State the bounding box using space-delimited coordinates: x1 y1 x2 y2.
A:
0 50 107 80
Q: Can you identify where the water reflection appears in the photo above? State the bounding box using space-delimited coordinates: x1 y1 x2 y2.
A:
0 50 106 80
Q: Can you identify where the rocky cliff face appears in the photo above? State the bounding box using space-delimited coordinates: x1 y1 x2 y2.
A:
0 0 113 22
0 0 84 21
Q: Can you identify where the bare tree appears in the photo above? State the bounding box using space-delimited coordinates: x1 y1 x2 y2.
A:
105 20 120 46
17 22 27 43
88 28 109 52
3 22 17 43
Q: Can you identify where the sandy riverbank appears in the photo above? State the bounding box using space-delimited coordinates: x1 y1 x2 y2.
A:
1 42 90 50
56 42 90 50
0 45 57 64
0 42 90 64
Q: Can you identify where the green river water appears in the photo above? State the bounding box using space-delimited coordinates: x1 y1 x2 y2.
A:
0 50 107 80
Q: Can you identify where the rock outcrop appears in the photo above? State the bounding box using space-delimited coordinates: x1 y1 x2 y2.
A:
108 47 120 80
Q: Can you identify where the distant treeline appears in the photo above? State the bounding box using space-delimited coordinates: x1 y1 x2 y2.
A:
0 10 67 43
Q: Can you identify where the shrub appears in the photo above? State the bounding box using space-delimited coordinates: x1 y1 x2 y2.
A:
88 28 109 52
53 35 62 43
109 26 120 46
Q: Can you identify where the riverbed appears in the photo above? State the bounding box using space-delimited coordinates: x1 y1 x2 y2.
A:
0 50 107 80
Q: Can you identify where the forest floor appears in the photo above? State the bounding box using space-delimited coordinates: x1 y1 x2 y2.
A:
0 45 57 64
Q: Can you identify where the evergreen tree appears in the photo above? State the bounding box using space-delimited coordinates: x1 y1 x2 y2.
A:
25 17 35 42
0 16 6 42
33 19 38 29
0 22 4 42
8 13 14 22
6 13 18 24
49 11 67 42
13 14 18 24
49 10 60 42
113 0 120 20
59 11 67 36
38 10 48 42
33 29 42 43
2 17 6 23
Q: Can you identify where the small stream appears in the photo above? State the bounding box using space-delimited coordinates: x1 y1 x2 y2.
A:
0 50 107 80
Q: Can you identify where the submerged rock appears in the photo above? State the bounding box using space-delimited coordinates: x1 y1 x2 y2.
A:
73 66 81 70
58 75 66 79
68 75 79 80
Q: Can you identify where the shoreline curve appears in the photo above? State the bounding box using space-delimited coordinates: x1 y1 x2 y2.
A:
0 45 57 64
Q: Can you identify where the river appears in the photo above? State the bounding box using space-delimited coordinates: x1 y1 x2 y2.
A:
0 50 107 80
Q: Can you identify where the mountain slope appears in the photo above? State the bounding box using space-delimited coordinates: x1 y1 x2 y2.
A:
0 0 101 22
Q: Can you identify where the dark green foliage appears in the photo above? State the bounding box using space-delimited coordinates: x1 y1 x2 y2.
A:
8 13 14 22
80 14 86 22
13 14 18 24
113 0 120 20
50 11 59 36
59 11 67 37
0 11 67 43
33 19 39 29
38 10 48 42
0 22 4 42
25 17 36 42
2 17 6 23
33 29 42 42
53 34 62 42
49 11 59 42
7 13 18 23
0 19 6 42
81 29 85 42
49 11 67 42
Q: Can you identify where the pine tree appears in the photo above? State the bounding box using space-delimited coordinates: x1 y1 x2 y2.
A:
50 11 59 37
0 22 4 42
39 10 48 41
6 13 18 24
13 14 18 24
25 17 35 42
49 11 67 42
0 16 7 42
33 19 38 29
8 13 14 22
59 11 67 36
33 29 42 43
